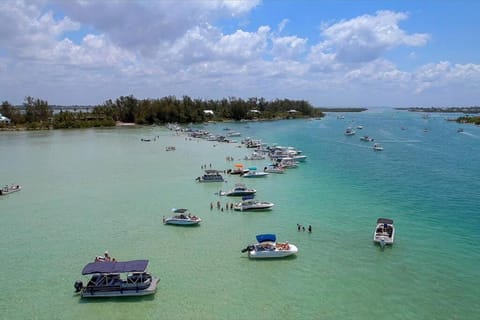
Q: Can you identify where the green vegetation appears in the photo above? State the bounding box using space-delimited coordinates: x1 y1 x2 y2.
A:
1 95 325 129
457 115 480 125
395 106 480 113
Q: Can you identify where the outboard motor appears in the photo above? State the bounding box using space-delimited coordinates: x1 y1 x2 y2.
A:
74 280 83 293
241 245 254 253
380 238 385 249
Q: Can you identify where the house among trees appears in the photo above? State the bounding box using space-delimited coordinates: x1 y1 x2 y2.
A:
0 113 11 124
288 109 298 114
204 110 214 116
249 109 261 114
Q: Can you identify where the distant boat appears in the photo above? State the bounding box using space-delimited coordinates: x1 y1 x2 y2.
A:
241 234 298 259
233 196 274 211
373 143 384 151
74 259 160 298
373 218 395 247
344 127 356 136
163 208 201 225
242 167 269 178
223 183 257 197
264 165 286 174
0 184 22 196
196 170 225 182
360 136 374 142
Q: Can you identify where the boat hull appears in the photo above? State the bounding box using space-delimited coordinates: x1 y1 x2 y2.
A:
0 185 22 196
242 172 269 178
248 244 298 259
80 277 160 298
164 219 201 225
225 191 256 197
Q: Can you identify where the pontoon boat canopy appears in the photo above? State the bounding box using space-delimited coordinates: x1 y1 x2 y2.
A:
172 208 188 213
82 260 149 275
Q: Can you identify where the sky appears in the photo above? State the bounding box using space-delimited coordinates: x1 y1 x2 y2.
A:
1 0 479 107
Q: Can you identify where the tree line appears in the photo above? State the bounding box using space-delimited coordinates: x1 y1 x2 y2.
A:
1 95 325 129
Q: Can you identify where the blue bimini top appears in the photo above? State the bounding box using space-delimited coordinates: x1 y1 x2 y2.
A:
256 234 276 243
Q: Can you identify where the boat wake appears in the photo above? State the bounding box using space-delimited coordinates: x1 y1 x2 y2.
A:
460 132 479 139
380 139 421 143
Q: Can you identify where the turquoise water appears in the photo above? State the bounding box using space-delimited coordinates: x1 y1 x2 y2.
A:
1 110 479 319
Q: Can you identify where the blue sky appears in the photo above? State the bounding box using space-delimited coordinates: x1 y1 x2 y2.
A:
0 0 479 107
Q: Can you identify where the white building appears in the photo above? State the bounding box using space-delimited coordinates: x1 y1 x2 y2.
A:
203 110 214 116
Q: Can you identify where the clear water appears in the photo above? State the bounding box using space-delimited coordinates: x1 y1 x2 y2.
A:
1 110 479 319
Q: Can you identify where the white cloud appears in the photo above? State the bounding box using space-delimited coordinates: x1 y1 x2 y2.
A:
0 1 479 107
271 36 308 60
215 26 270 61
320 10 429 63
413 61 480 94
278 19 289 33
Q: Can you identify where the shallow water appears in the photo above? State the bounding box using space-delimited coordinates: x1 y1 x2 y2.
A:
0 110 479 319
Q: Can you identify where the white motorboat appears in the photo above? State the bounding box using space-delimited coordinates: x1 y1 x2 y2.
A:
196 170 225 182
163 208 201 225
275 157 298 169
244 152 266 160
223 183 257 197
345 127 356 136
233 196 274 211
263 165 285 174
241 234 298 259
228 164 249 175
227 131 241 137
373 143 384 151
373 218 395 247
242 167 269 178
0 184 22 196
74 259 160 298
360 136 374 142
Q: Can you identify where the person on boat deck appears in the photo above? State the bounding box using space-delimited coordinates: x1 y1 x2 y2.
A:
104 251 111 261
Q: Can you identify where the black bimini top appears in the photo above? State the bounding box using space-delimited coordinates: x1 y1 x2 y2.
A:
82 260 149 275
377 218 394 225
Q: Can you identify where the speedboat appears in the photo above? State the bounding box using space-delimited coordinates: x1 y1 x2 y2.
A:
242 167 269 178
373 218 395 247
196 170 225 182
228 164 249 175
74 259 160 298
223 183 257 197
163 208 201 225
233 196 274 211
241 234 298 259
263 165 285 174
360 136 374 142
244 152 265 160
373 143 384 151
0 184 22 196
276 157 299 168
345 127 356 136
